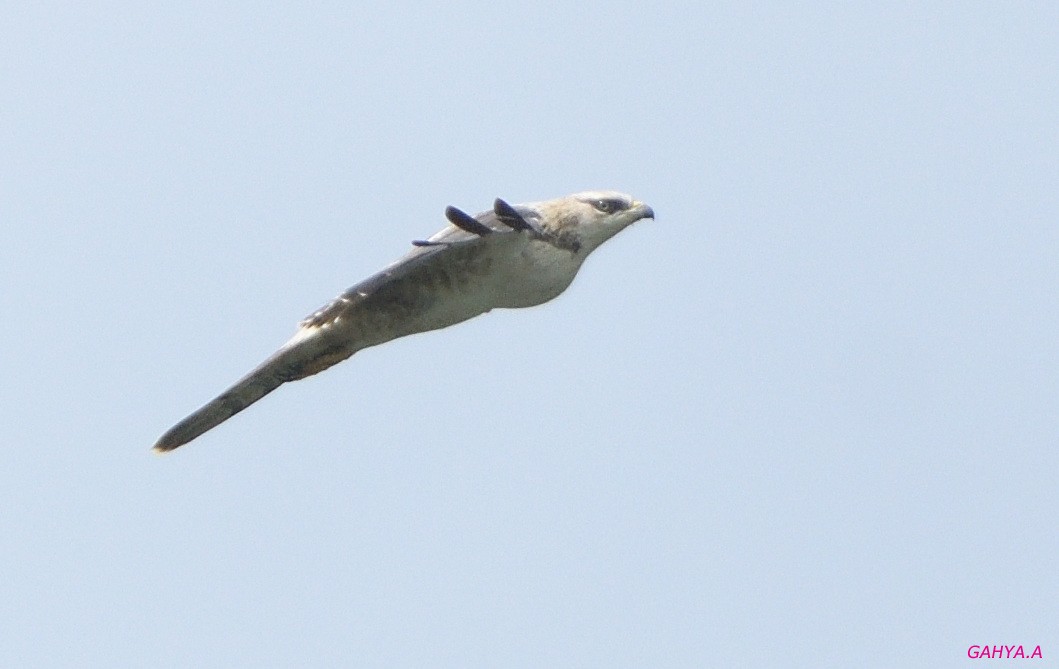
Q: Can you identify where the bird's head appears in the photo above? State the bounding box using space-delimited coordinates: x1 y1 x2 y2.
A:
532 191 655 255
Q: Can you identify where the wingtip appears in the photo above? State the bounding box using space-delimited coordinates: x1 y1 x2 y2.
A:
444 205 493 236
492 198 534 232
492 197 513 215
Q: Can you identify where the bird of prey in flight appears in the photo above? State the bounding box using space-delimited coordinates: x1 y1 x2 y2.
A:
153 190 655 452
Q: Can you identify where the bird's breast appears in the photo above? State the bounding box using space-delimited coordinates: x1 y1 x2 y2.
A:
316 235 585 353
407 235 582 317
491 237 584 308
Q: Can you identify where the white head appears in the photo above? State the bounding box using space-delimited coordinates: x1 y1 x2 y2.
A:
531 190 655 255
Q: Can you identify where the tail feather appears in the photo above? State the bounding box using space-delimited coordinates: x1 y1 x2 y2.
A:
152 355 291 453
154 324 358 453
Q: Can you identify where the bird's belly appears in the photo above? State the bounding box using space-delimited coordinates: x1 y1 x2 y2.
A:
402 244 574 325
492 239 582 308
336 237 582 351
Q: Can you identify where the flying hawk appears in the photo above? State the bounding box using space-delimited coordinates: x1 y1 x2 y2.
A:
153 191 655 452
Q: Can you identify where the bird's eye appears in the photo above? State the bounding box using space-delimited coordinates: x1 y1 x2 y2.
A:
592 198 625 214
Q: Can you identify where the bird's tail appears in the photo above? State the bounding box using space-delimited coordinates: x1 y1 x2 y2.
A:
152 352 293 453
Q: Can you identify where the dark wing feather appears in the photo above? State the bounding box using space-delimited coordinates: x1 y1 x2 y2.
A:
445 205 494 236
493 198 538 233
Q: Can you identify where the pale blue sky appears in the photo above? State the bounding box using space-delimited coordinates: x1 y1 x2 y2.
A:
2 2 1056 667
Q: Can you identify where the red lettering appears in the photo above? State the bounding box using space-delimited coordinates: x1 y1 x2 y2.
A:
1031 645 1043 658
968 645 981 658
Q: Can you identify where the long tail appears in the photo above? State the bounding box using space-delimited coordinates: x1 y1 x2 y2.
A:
152 352 294 453
154 327 360 452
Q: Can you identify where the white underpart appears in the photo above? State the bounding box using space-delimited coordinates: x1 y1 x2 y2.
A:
282 191 648 351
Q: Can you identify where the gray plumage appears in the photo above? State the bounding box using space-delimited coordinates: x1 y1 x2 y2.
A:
153 190 654 453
